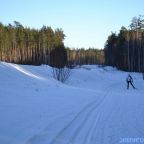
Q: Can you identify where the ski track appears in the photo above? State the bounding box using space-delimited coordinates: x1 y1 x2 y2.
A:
27 81 144 144
48 94 106 144
88 83 121 144
27 83 121 144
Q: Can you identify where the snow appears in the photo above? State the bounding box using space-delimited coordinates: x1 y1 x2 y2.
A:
0 62 144 144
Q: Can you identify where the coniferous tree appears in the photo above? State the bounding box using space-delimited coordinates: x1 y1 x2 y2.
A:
104 15 144 76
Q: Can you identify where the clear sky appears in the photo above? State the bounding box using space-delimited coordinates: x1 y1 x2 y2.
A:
1 0 144 49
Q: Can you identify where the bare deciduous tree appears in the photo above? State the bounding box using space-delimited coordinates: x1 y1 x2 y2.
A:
52 67 71 83
50 44 71 83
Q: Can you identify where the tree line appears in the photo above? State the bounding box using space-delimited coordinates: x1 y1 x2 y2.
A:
66 48 104 66
0 21 104 67
0 21 65 65
104 15 144 73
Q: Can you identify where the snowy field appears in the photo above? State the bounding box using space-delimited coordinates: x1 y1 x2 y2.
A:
0 62 144 144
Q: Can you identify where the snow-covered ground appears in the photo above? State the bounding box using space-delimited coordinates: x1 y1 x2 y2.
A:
0 62 144 144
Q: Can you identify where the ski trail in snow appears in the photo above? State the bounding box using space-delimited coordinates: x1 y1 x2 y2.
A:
26 83 116 144
26 81 142 144
48 84 114 144
26 81 128 144
26 85 110 144
83 83 121 144
48 96 106 144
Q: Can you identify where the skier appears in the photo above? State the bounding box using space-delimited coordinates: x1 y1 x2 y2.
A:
126 74 136 89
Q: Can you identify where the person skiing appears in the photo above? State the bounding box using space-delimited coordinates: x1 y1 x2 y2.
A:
126 74 136 89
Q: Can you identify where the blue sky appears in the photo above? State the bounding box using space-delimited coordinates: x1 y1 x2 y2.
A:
1 0 144 49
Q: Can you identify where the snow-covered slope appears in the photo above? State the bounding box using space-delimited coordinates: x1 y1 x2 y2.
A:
0 62 144 144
